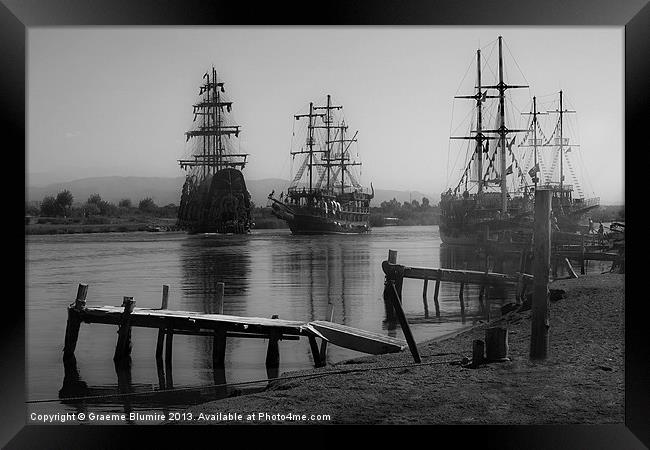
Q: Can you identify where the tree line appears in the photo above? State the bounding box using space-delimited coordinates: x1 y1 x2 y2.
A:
370 197 440 226
26 190 178 219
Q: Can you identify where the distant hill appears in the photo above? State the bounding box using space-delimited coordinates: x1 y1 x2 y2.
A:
26 175 438 208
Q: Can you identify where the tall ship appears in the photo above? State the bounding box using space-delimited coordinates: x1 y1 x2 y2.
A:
268 95 374 234
439 36 599 245
176 67 253 234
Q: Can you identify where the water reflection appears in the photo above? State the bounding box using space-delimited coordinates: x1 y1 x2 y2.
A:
180 234 252 311
272 236 371 326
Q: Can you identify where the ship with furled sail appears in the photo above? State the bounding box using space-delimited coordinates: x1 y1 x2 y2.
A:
176 67 253 234
439 36 599 245
268 95 373 234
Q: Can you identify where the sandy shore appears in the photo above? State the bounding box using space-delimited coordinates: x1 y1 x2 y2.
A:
174 272 624 425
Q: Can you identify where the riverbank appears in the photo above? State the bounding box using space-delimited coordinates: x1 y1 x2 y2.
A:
176 272 624 424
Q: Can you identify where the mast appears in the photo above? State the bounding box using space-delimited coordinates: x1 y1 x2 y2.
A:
547 90 576 193
308 102 314 194
476 49 483 196
326 95 332 191
178 69 247 175
497 36 507 215
532 96 539 190
313 95 342 193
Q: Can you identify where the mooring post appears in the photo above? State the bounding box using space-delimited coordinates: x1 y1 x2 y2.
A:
564 257 578 279
580 234 586 275
387 282 421 363
113 296 135 363
422 279 430 319
165 325 174 388
266 315 281 370
471 339 485 368
213 326 227 370
63 283 88 360
459 280 466 321
319 301 334 363
433 279 441 317
531 188 551 360
387 250 404 302
485 285 491 321
215 282 225 314
485 327 509 362
308 335 323 368
156 285 169 362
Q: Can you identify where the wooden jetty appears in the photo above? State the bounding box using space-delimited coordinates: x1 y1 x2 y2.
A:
380 249 534 364
62 282 407 384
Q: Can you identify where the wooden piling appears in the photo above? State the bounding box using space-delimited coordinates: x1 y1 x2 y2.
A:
308 335 323 368
113 297 135 362
422 279 430 319
213 327 227 370
165 326 174 387
387 282 421 363
580 234 586 275
564 257 578 279
63 283 88 360
265 315 280 369
471 339 485 368
156 285 169 362
319 302 334 363
485 327 509 362
531 189 551 360
388 249 398 264
433 280 441 318
215 282 225 314
458 281 465 320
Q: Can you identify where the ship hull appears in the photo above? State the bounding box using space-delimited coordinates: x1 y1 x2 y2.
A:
288 214 370 235
270 196 371 235
177 168 253 234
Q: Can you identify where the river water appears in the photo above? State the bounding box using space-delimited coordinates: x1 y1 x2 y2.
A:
26 225 518 423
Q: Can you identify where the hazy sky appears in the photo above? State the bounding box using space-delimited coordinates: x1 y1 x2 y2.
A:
27 27 624 203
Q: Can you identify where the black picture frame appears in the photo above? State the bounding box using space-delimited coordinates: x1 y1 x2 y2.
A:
6 0 647 447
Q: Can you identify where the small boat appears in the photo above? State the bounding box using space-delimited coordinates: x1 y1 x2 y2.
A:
309 320 406 355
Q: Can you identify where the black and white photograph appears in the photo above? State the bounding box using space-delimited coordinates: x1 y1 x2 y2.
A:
5 0 649 447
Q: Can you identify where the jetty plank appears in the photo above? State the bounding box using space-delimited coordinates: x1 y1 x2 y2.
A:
78 306 326 339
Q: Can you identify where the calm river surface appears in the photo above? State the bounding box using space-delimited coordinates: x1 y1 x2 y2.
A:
26 225 515 422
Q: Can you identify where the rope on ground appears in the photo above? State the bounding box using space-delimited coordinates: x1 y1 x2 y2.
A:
26 352 464 404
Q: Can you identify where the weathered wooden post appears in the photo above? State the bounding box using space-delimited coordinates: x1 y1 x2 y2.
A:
155 285 169 362
382 250 421 363
265 314 281 371
213 327 227 370
165 326 174 388
422 279 430 319
113 296 135 362
471 339 485 368
580 234 586 275
63 283 88 360
531 188 551 360
458 280 466 321
319 301 334 363
215 282 225 314
387 249 404 303
308 335 324 368
564 257 578 279
433 279 441 317
485 327 509 362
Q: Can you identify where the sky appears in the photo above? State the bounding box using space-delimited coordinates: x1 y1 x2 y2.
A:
27 27 624 203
